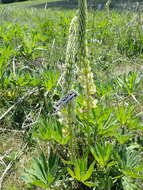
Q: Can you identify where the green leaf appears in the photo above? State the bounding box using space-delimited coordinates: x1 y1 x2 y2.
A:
22 151 59 189
81 161 95 181
83 181 96 187
123 168 143 179
115 134 131 144
31 180 49 189
90 146 99 163
32 158 47 183
90 143 112 167
74 161 81 181
67 168 76 179
122 176 139 190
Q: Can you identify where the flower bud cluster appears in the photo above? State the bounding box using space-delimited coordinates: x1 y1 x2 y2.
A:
64 16 78 92
78 63 97 110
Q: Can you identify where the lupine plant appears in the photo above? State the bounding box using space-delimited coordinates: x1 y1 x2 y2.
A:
22 1 143 190
0 1 143 190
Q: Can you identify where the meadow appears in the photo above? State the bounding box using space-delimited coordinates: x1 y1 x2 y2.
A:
0 0 143 189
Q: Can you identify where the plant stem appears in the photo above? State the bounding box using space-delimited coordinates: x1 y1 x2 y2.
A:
64 16 77 160
67 102 74 160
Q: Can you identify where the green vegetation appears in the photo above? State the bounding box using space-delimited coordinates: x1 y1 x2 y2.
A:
0 0 143 190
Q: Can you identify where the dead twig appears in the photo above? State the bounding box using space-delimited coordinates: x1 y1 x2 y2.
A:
0 149 13 168
22 106 42 129
131 94 140 105
22 120 38 129
0 160 13 190
0 128 25 134
0 105 15 121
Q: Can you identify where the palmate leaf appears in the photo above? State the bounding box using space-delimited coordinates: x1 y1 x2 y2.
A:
116 72 141 96
22 169 48 188
40 152 49 174
67 156 95 187
22 151 59 189
115 134 132 144
125 150 141 168
81 161 95 181
104 143 113 162
52 130 70 145
134 164 143 173
122 168 143 179
35 118 70 145
24 158 47 184
115 105 135 126
74 161 81 181
31 180 49 189
35 118 52 141
91 106 118 137
115 147 143 181
32 158 47 182
122 176 139 190
42 70 59 91
90 143 113 168
22 173 34 183
48 150 59 175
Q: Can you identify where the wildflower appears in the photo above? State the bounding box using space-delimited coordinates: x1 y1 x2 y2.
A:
77 0 97 111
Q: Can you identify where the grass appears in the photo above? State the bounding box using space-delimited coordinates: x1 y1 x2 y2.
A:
0 0 143 189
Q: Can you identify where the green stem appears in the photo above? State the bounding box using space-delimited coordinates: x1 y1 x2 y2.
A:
67 102 75 160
